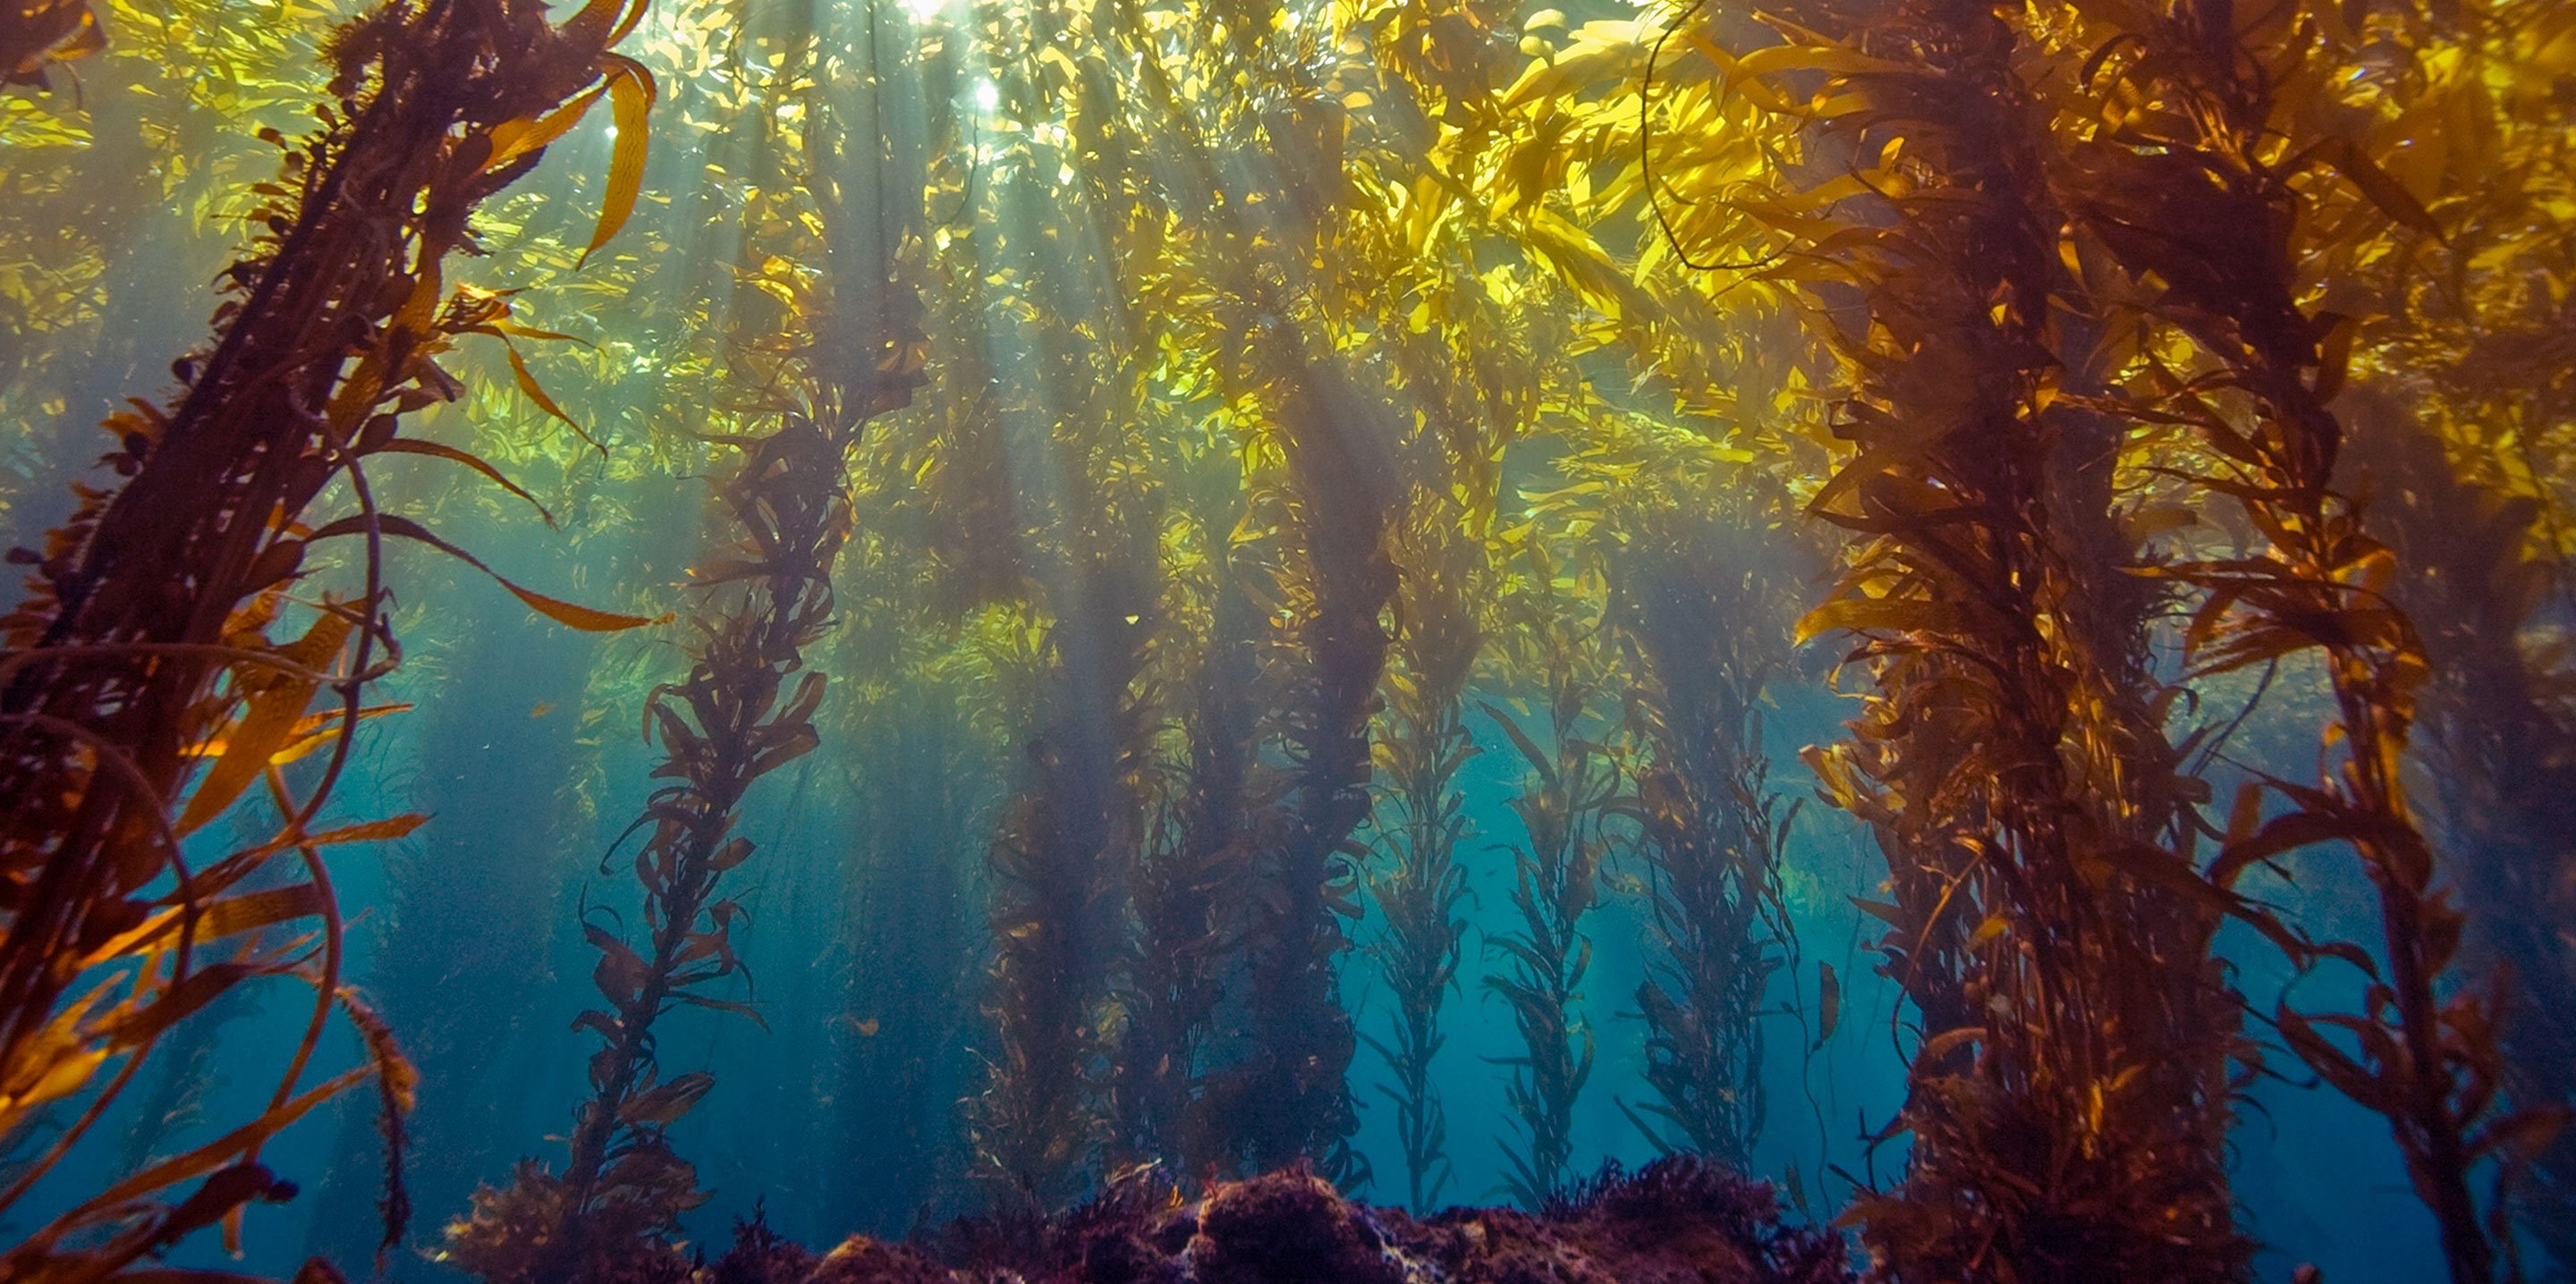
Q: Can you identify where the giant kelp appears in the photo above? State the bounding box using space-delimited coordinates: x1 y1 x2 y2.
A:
1220 350 1402 1186
302 598 603 1271
1113 534 1258 1178
2354 395 2576 1272
1611 504 1800 1170
1482 543 1616 1209
1661 4 2251 1278
450 279 927 1272
2042 4 2530 1277
0 0 95 93
1363 487 1484 1212
443 410 860 1284
0 0 654 1271
971 547 1160 1205
444 1 937 1265
4 0 2575 1277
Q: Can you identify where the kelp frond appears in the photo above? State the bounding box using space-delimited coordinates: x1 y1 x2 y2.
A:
1362 484 1485 1212
1483 540 1615 1210
0 0 653 1272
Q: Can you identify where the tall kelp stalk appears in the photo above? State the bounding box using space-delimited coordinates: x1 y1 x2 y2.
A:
1687 4 2249 1278
1610 507 1798 1169
441 0 937 1259
451 249 927 1278
2323 10 2576 1248
945 25 1173 1201
107 801 290 1182
2351 399 2576 1271
1363 490 1483 1212
1071 0 1408 1182
0 0 653 1271
1482 545 1615 1209
2132 0 2576 1271
1114 529 1262 1178
973 547 1161 1207
1222 351 1401 1186
2046 4 2538 1277
442 413 859 1284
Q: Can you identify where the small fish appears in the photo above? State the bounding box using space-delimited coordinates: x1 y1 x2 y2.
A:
1814 962 1840 1049
530 702 555 719
831 1014 881 1037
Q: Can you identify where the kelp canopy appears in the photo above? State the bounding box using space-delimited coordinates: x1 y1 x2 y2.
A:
1 0 2572 1280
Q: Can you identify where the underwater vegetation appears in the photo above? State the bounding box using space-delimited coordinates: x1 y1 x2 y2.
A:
0 0 659 1274
4 0 2576 1281
474 1156 1854 1284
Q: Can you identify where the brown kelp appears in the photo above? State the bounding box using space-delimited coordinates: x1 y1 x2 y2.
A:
443 411 856 1284
0 0 96 91
1691 3 2250 1277
2353 397 2576 1272
1218 351 1401 1185
0 0 654 1271
2046 4 2531 1277
1483 543 1615 1208
972 546 1160 1206
445 0 938 1262
1363 488 1484 1212
1114 532 1259 1177
948 34 1172 1201
1611 506 1799 1169
301 612 601 1270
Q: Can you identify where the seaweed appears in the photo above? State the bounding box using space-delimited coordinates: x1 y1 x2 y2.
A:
1703 4 2250 1277
1217 351 1400 1186
0 0 654 1271
2050 5 2532 1277
449 355 938 1274
1610 507 1800 1169
1482 541 1615 1209
0 0 97 91
445 412 860 1284
2351 394 2576 1272
827 675 985 1235
972 550 1159 1207
1114 541 1259 1178
303 609 598 1271
1360 488 1483 1212
667 1158 1853 1284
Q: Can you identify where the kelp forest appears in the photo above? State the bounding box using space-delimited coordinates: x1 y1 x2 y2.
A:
2 0 2572 1279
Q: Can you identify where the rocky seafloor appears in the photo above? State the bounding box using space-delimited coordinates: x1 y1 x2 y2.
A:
677 1158 1854 1284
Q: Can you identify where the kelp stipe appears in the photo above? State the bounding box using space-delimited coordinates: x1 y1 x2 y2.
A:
1693 3 2250 1278
1611 506 1800 1169
970 549 1160 1206
2352 395 2576 1272
2051 4 2530 1278
1482 541 1615 1209
1362 486 1484 1212
0 0 656 1271
301 620 601 1270
1200 350 1401 1186
1114 535 1258 1178
443 413 858 1284
0 0 97 92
